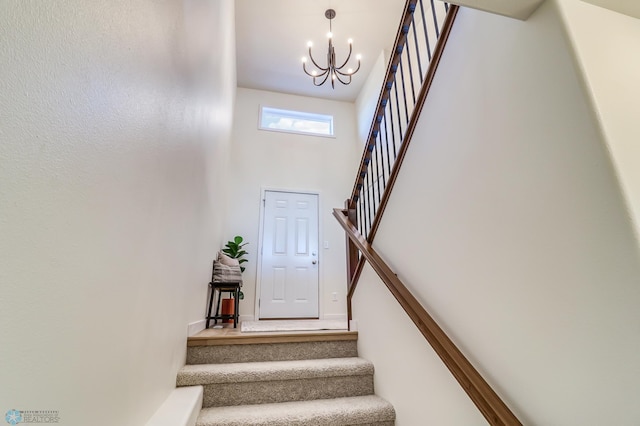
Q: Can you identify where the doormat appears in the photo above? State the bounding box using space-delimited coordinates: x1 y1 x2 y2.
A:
240 320 348 333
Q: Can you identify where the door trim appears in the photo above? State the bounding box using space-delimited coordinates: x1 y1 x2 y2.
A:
255 187 323 320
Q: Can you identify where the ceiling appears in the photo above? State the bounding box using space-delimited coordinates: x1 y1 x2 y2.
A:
235 0 405 102
581 0 640 19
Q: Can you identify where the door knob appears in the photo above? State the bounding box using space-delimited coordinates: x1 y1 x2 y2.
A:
312 260 317 264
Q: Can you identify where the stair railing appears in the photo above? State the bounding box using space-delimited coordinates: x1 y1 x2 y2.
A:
336 1 524 424
349 0 452 241
345 0 458 294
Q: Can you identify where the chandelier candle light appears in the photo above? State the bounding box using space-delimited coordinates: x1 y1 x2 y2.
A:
302 9 361 89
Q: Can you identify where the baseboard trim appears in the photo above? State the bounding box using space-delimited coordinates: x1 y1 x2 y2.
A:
187 320 206 337
323 313 348 321
244 313 346 322
239 314 255 322
349 320 358 331
145 386 203 426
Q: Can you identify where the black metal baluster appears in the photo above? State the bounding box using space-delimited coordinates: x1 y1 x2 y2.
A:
363 172 371 238
398 59 410 126
393 74 404 146
378 131 387 191
389 87 399 157
366 169 374 236
359 195 365 237
370 158 378 216
373 133 382 201
374 140 382 208
383 110 393 177
355 179 362 235
430 0 441 38
419 0 432 61
405 23 417 105
374 120 385 192
411 14 424 83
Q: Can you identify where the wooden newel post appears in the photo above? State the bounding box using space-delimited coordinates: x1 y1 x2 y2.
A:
344 199 359 283
344 200 359 326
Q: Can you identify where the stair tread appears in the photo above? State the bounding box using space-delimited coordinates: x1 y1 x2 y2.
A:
178 357 373 387
196 395 395 426
188 329 358 347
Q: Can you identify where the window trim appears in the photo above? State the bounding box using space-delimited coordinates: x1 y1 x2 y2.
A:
258 106 335 138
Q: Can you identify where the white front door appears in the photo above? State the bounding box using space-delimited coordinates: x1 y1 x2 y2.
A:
259 190 319 319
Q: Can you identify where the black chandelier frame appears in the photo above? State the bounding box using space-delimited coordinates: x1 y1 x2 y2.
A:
302 9 361 89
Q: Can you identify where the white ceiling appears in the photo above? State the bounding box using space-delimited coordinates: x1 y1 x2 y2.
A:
581 0 640 19
235 0 405 102
446 0 544 20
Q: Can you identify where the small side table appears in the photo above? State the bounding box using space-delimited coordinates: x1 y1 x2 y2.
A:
206 281 241 328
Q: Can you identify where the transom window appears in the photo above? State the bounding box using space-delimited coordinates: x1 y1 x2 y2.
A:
259 106 334 137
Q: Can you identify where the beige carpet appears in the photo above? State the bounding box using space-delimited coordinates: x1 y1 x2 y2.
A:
241 319 347 332
196 395 395 426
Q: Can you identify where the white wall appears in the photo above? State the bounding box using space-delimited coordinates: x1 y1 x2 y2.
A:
354 1 640 424
227 88 360 320
0 1 235 425
557 0 640 243
354 265 486 425
355 51 388 145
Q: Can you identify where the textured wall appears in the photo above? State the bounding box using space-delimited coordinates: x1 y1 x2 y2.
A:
227 88 360 321
354 1 640 424
0 1 235 425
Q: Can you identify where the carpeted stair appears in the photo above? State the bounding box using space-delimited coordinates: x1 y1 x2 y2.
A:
178 330 395 425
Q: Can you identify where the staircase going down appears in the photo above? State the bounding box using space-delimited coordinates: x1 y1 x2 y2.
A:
178 329 395 426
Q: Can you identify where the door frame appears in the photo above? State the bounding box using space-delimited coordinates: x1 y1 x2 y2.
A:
255 186 324 320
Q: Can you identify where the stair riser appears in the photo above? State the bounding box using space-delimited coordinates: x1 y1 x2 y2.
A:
358 421 396 426
188 340 358 365
197 419 395 426
202 375 374 407
356 423 395 426
196 418 394 426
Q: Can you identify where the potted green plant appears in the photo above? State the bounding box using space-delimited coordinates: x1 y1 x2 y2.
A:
220 236 248 323
222 235 249 274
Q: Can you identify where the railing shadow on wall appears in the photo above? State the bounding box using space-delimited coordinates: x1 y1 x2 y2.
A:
334 1 523 424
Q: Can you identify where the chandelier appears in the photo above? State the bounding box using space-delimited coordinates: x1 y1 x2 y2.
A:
302 9 361 89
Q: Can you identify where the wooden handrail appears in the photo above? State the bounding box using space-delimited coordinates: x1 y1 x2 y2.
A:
334 209 523 426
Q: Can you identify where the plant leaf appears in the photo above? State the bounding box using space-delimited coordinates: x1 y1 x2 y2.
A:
234 236 243 245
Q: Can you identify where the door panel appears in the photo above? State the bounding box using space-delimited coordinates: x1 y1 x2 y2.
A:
259 191 319 319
